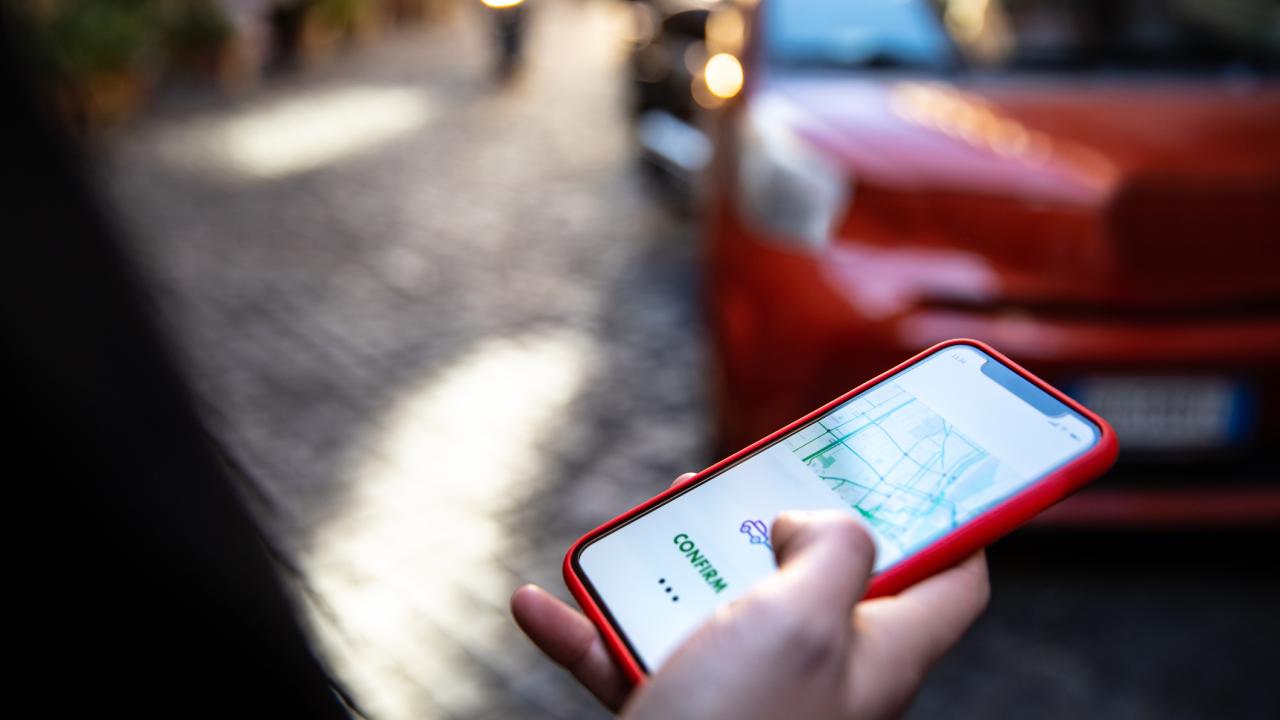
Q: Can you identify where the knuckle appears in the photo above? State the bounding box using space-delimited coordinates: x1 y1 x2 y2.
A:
771 609 844 671
793 621 845 671
821 515 875 557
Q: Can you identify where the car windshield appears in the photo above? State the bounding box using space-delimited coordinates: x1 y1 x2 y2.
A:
763 0 1280 74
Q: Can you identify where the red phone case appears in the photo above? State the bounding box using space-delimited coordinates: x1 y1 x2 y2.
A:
562 338 1119 685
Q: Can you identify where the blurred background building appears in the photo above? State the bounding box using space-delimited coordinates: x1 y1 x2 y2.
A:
14 0 1279 718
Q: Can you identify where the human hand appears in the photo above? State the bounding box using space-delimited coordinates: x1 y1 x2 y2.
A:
509 473 701 709
511 476 989 719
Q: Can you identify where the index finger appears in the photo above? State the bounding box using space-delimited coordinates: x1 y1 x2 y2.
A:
857 551 990 665
842 552 989 718
756 511 878 625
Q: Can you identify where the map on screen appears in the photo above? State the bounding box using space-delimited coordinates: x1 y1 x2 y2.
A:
576 344 1098 670
784 381 1022 569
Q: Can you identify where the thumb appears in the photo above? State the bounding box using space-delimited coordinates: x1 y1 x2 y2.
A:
765 511 877 624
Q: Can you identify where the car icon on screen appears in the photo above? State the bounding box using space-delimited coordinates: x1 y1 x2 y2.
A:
739 519 771 551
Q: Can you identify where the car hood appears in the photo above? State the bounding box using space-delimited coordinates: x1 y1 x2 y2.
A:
767 76 1280 308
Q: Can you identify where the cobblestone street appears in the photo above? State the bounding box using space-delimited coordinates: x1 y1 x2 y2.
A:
97 2 1276 719
106 3 703 717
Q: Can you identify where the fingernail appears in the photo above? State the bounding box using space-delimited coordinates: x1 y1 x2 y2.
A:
512 584 541 601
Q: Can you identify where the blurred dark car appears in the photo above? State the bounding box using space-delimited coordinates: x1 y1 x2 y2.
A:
701 0 1280 525
623 0 720 182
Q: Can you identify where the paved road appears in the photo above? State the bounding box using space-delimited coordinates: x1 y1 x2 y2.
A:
103 2 1276 718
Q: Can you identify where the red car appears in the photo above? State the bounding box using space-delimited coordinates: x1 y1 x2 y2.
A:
703 0 1280 525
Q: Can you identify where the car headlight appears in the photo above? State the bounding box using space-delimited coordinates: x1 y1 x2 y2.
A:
735 98 849 251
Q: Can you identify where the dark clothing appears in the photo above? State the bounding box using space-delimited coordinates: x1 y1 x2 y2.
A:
3 12 350 717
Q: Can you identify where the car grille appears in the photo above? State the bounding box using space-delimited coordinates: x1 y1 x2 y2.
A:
1106 179 1280 280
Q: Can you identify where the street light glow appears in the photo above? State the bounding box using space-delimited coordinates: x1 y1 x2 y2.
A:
704 53 744 99
157 85 434 179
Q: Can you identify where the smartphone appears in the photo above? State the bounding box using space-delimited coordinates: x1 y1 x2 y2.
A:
564 339 1117 682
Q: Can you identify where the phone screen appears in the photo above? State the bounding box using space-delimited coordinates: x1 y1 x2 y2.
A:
574 343 1100 671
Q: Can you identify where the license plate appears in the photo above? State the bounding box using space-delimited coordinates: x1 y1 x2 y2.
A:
1070 376 1253 451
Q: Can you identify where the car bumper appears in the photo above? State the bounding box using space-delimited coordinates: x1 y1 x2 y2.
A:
709 223 1280 524
1038 487 1280 527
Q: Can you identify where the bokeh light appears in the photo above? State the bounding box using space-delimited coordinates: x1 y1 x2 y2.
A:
704 52 744 99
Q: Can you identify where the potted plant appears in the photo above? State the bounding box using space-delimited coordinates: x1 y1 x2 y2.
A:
299 0 360 63
35 0 162 127
166 0 233 77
